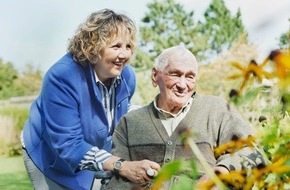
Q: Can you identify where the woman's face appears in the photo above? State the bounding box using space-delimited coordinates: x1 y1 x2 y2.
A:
94 36 133 82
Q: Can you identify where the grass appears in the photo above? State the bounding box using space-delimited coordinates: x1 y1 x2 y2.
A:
0 156 32 190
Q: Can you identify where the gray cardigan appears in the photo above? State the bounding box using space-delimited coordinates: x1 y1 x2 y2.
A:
106 94 263 190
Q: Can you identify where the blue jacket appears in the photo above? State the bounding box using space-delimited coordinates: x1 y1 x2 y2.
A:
22 53 136 190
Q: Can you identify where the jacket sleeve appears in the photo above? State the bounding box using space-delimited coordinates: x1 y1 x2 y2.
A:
42 63 92 172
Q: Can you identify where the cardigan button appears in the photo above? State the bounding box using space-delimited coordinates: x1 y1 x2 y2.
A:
167 141 173 146
165 158 171 163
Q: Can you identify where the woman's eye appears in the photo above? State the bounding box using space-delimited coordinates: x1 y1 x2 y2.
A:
112 44 121 48
112 43 121 48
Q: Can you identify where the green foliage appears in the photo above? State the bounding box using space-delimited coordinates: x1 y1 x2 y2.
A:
134 0 246 70
230 86 269 106
138 0 203 66
202 0 246 54
151 160 198 190
279 32 289 50
132 48 154 70
0 59 19 99
13 64 43 97
0 60 42 100
171 175 197 190
279 18 289 50
259 116 289 159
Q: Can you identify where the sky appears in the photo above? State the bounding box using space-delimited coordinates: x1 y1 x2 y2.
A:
0 0 289 73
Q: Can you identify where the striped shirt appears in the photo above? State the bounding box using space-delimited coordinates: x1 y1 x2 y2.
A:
78 73 121 171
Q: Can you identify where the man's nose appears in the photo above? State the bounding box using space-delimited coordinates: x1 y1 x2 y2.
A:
176 77 187 88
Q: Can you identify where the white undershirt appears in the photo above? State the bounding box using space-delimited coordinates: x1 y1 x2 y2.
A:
153 97 193 136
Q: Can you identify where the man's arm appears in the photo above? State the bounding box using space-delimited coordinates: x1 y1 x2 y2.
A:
105 117 160 189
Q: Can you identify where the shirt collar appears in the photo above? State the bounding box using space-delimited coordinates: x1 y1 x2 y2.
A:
153 95 193 119
94 71 121 87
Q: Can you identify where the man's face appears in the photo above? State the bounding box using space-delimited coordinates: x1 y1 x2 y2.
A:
152 59 197 113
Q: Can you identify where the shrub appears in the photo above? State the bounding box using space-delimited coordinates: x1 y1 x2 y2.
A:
0 106 29 156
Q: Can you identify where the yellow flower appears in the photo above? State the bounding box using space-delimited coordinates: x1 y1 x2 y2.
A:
214 136 255 157
228 60 272 93
269 50 290 78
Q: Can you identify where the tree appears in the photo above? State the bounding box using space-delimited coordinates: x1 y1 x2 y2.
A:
0 58 19 99
134 0 246 69
13 64 42 96
136 0 207 68
279 27 290 50
0 58 42 99
132 0 247 105
201 0 246 55
131 48 153 70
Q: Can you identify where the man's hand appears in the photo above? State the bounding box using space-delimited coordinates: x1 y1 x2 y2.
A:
196 166 230 190
118 159 160 184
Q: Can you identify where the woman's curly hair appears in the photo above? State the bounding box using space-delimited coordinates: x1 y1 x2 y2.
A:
67 9 137 66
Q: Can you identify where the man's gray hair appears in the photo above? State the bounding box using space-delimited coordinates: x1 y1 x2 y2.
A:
154 44 198 74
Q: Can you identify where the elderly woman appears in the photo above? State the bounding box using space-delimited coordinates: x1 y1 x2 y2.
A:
22 9 159 190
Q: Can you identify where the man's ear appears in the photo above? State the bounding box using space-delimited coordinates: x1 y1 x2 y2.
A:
151 68 158 87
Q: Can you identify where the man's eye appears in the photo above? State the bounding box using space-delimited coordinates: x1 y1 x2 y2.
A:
169 73 178 77
187 76 196 82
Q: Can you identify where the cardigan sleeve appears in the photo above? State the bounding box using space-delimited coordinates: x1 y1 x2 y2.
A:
106 117 133 190
111 117 131 159
214 104 264 171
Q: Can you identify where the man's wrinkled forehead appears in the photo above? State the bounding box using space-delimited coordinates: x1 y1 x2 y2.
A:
165 45 197 63
170 53 196 65
164 45 198 74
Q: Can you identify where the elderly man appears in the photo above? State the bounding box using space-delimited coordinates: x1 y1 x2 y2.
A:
105 45 263 190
